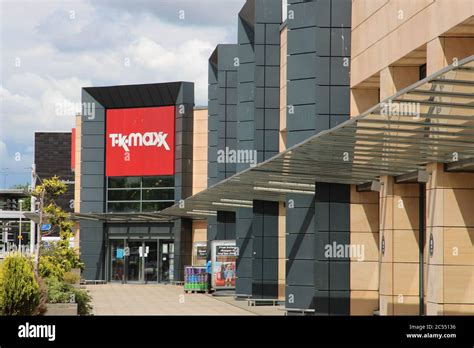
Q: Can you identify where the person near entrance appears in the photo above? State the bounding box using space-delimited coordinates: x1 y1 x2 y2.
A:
206 259 212 293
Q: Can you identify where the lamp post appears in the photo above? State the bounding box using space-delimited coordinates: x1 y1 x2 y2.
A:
19 199 24 252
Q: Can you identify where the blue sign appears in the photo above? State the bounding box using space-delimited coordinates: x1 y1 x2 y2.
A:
116 248 124 259
41 224 52 231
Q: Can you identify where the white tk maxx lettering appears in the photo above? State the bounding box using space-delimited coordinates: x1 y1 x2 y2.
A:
109 132 170 152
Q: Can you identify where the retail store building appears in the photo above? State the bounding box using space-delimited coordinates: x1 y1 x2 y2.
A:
74 0 474 315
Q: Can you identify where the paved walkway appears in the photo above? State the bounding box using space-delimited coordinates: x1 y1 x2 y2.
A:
86 284 284 316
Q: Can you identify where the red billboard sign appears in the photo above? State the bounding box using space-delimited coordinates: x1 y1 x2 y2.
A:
106 106 175 176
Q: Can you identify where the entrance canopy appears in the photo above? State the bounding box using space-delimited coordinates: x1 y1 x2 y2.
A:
73 212 172 223
160 55 474 219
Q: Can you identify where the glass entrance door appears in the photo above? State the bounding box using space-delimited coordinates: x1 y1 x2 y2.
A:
108 239 160 283
159 240 174 282
126 241 143 282
144 241 158 282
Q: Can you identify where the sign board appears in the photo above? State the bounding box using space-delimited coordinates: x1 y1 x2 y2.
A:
41 224 52 231
124 246 130 257
105 106 175 177
216 245 238 257
211 240 237 290
116 248 124 259
196 246 207 259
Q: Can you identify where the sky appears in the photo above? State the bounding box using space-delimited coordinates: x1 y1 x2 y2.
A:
0 0 246 188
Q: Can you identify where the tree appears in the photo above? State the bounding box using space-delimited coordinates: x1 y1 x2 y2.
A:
31 176 83 276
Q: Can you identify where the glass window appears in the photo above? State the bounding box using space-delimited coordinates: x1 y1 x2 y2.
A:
142 189 174 201
107 190 140 201
142 202 173 212
142 176 174 188
107 202 140 213
108 177 141 188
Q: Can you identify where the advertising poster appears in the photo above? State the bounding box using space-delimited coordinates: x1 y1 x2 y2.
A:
211 240 237 289
192 242 207 266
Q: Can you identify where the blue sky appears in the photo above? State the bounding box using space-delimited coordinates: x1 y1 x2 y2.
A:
0 0 245 188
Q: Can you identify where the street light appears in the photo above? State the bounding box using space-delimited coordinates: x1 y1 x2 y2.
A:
19 199 23 252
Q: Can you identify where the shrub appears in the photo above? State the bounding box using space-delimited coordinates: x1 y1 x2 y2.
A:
73 287 93 315
45 277 72 304
63 271 80 285
45 278 93 316
0 253 40 315
39 255 65 280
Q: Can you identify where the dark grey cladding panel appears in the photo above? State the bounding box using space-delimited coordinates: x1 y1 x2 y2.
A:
262 258 278 280
330 86 350 114
227 71 238 86
285 285 315 309
239 43 255 64
238 83 255 102
209 65 218 84
236 257 253 277
176 83 195 105
239 0 256 30
81 121 104 135
237 237 253 258
286 259 314 286
315 27 331 56
255 0 282 23
314 260 329 290
81 175 103 188
238 63 255 84
208 99 219 115
238 16 254 45
331 28 351 57
81 188 104 202
330 203 350 231
286 110 317 131
315 232 329 261
236 278 253 296
287 1 317 28
83 82 194 109
264 24 280 44
330 114 349 128
331 0 352 27
286 130 317 146
287 79 316 105
252 258 262 279
314 290 329 314
330 57 350 85
82 91 105 122
315 57 330 84
217 44 239 71
79 220 104 280
287 54 316 80
315 202 330 232
255 45 280 66
255 66 280 87
330 291 350 315
286 207 315 235
286 233 315 260
79 202 103 213
288 27 317 54
286 193 315 208
208 84 217 98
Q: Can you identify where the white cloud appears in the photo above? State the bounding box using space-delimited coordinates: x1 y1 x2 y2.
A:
0 0 242 187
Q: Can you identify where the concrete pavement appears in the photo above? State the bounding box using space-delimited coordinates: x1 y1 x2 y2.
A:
86 284 284 316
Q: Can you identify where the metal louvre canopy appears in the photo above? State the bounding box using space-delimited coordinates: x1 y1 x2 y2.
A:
73 212 173 223
160 55 474 219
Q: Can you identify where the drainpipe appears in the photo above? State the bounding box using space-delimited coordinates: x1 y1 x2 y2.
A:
419 183 425 315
